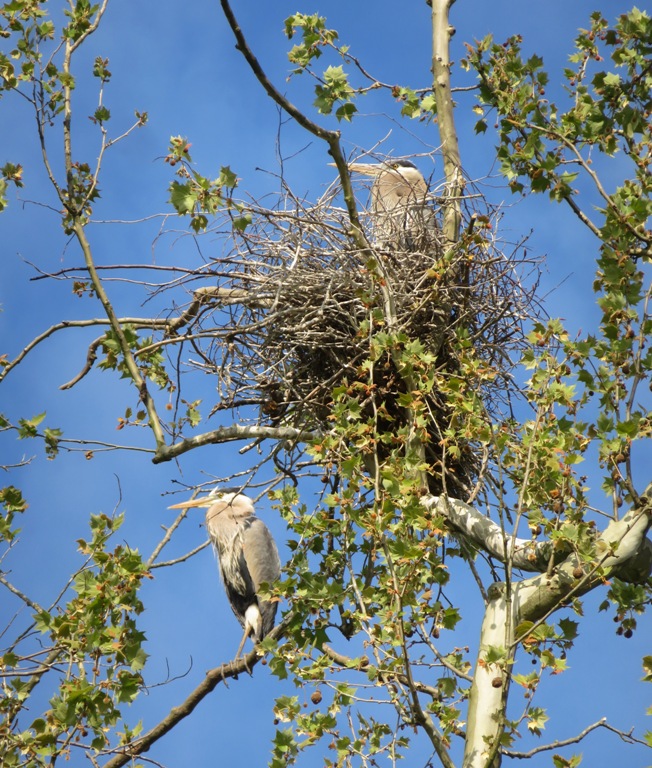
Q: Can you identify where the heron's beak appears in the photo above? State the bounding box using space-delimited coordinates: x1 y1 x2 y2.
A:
328 161 383 178
347 162 384 178
168 496 213 510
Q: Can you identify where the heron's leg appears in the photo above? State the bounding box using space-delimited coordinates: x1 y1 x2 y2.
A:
235 626 251 659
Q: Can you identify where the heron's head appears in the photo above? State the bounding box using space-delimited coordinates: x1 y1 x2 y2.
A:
348 159 423 182
168 491 255 518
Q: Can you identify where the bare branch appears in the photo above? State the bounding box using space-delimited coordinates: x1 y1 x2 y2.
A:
0 318 165 384
100 615 293 768
152 424 319 464
503 717 649 758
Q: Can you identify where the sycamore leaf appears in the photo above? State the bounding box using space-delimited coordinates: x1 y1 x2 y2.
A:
169 181 197 214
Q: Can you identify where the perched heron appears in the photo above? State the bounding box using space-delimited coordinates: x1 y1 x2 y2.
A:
168 491 281 657
348 159 437 250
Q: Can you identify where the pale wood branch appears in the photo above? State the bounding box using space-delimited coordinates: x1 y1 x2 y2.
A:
461 485 651 768
431 0 463 245
152 424 319 464
425 495 557 572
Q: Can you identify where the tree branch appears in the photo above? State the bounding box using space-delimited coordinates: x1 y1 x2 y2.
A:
503 717 648 758
425 495 556 572
152 424 319 464
516 491 652 625
0 318 168 384
101 616 292 768
321 642 442 700
218 0 369 252
453 484 651 768
431 0 463 245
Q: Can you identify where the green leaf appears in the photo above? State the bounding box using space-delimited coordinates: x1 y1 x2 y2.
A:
335 102 357 122
232 213 252 232
642 655 652 683
218 165 238 188
558 617 579 641
93 105 110 122
169 181 197 214
18 412 46 438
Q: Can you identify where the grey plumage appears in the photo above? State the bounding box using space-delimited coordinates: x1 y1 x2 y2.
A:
169 492 281 654
349 159 438 251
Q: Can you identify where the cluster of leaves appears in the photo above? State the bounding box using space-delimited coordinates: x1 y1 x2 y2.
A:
166 136 251 233
0 1 148 220
0 412 62 459
61 160 101 232
283 12 358 121
0 2 55 95
517 616 577 675
99 326 170 391
263 332 490 762
464 10 651 207
0 482 27 542
0 161 23 211
283 11 441 123
0 0 109 126
600 577 651 638
99 327 207 436
0 512 149 765
464 7 652 609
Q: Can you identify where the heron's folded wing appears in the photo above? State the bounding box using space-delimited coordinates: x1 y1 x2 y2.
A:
242 518 281 592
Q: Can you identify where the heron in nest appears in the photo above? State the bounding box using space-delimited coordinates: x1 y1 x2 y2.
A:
348 159 438 250
169 491 281 657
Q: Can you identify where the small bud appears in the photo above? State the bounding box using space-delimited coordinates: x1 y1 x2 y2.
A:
491 677 502 689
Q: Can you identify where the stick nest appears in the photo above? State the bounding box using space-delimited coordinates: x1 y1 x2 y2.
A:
174 167 539 497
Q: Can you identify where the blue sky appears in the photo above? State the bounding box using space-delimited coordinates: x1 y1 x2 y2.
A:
0 1 650 766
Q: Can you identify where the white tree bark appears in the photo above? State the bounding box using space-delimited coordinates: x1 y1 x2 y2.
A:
425 493 652 768
425 496 557 572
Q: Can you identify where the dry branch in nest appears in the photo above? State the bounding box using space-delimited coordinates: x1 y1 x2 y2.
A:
170 161 539 498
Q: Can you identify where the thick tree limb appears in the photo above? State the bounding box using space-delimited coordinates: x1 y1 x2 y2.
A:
425 495 559 572
152 424 319 464
461 488 651 768
426 492 652 583
516 494 652 624
431 0 463 245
